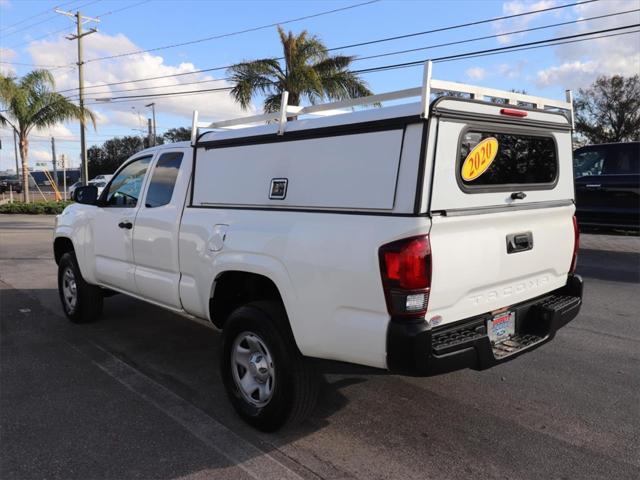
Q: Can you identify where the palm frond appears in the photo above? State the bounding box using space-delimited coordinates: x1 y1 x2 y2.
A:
227 27 371 114
227 58 282 110
263 93 283 113
27 93 96 133
319 70 373 101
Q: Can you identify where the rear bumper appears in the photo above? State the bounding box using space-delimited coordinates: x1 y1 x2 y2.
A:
386 274 583 376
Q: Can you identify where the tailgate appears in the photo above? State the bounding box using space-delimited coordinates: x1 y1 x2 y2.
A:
425 99 576 325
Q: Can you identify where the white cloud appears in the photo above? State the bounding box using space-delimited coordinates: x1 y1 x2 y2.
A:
110 110 149 130
465 67 487 80
26 31 251 132
536 60 598 87
498 61 527 80
0 46 17 76
29 149 52 163
33 124 75 140
535 0 640 88
493 0 557 44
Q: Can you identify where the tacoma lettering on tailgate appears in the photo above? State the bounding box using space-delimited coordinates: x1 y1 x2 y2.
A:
469 275 550 306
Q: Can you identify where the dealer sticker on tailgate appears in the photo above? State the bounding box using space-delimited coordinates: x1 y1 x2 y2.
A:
488 311 515 343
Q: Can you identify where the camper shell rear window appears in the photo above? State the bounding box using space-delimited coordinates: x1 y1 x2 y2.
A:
457 127 558 193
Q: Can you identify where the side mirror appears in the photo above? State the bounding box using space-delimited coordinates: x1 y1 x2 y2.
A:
74 185 99 205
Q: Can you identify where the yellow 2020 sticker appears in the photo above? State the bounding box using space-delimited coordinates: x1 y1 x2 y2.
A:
461 137 499 181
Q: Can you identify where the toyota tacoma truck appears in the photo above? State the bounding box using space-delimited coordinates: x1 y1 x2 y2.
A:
54 64 583 431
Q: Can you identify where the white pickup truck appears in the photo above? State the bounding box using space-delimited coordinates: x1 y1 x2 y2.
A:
54 64 583 431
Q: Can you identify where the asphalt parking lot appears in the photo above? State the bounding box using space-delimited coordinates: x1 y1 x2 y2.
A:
1 214 639 480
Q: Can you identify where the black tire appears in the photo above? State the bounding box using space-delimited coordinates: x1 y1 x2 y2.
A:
221 301 319 432
58 252 103 324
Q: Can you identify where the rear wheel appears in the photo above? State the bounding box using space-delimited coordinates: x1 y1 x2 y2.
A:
58 252 103 323
221 301 318 432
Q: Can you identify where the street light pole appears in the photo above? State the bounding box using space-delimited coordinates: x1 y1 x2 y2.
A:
146 103 156 146
51 137 58 188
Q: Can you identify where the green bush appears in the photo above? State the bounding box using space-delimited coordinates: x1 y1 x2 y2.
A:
0 201 73 215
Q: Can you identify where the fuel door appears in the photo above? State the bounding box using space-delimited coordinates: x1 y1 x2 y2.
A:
208 224 229 252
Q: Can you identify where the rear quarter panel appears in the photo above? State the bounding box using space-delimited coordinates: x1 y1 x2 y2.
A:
179 208 431 368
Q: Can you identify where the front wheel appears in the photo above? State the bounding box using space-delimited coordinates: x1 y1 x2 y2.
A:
221 301 319 432
58 252 103 323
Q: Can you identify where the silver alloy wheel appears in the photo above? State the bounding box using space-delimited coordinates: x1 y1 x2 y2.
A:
61 266 78 313
231 332 276 408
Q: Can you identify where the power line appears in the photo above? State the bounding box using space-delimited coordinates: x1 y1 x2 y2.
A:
352 23 639 73
356 7 639 62
79 77 230 98
0 0 102 39
7 0 152 50
57 0 601 94
0 0 78 33
66 7 638 99
439 28 640 64
80 23 639 105
81 0 381 64
325 0 600 52
0 60 68 68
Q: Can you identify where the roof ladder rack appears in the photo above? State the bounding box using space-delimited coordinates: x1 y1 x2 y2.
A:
191 60 574 145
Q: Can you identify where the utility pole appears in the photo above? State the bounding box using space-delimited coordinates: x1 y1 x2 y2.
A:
61 154 68 201
146 103 156 146
51 137 58 188
12 129 20 182
147 118 153 148
56 8 99 185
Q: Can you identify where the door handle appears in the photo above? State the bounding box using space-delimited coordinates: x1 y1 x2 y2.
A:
506 232 533 254
585 184 602 189
118 221 133 230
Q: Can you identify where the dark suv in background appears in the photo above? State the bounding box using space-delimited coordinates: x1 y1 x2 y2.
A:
574 142 640 231
0 179 22 194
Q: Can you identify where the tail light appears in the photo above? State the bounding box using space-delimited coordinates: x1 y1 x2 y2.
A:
570 215 580 273
379 235 432 318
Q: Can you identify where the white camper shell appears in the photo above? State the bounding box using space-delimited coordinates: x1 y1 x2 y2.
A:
54 62 583 431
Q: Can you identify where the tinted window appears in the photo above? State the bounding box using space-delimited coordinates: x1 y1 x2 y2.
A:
459 130 557 189
603 144 640 175
103 157 151 207
574 149 605 177
574 144 640 177
145 152 183 208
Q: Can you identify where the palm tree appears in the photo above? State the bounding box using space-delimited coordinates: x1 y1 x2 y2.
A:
228 26 373 114
0 70 95 202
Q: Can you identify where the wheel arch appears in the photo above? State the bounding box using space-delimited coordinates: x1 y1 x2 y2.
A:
208 261 302 353
209 270 287 326
53 236 75 265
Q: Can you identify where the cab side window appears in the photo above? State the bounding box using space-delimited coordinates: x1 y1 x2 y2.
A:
103 157 152 207
145 152 183 208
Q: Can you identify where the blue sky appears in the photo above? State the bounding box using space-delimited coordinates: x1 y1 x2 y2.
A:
1 0 638 172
